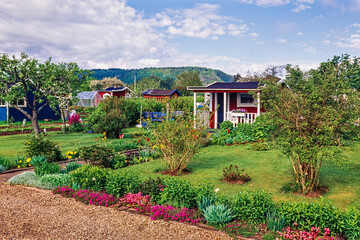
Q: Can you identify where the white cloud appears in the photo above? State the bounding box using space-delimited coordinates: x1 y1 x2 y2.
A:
156 4 250 39
297 32 304 36
277 21 297 33
336 23 360 49
297 0 315 3
304 46 319 54
321 0 360 13
237 0 290 7
291 4 312 12
248 32 259 38
322 40 331 45
277 38 288 43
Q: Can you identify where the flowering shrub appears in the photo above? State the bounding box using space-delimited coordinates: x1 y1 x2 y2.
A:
277 226 337 240
223 164 251 183
232 108 247 113
113 192 153 212
66 151 79 159
150 205 203 223
68 113 83 132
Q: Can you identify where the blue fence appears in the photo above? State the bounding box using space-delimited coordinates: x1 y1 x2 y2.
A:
0 107 6 121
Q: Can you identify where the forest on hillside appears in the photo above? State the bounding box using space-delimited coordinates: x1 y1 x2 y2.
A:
89 67 233 84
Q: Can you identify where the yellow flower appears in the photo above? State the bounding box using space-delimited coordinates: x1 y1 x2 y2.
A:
104 137 107 140
19 160 22 163
26 158 31 163
29 164 32 167
17 165 20 168
103 132 106 135
102 138 104 141
66 151 73 155
68 156 72 159
74 151 77 155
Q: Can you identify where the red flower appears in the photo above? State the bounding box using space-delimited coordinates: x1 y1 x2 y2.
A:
146 138 150 142
138 139 141 142
227 128 230 133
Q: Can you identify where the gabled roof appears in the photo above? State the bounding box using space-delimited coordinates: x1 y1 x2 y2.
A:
188 81 260 91
98 87 133 92
142 89 181 96
77 91 102 99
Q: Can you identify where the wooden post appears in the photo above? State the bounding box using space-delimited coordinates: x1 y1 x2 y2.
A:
223 92 227 121
257 91 260 116
166 103 169 122
215 93 218 129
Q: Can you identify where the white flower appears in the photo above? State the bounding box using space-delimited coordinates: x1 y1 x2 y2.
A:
92 178 96 181
214 188 220 193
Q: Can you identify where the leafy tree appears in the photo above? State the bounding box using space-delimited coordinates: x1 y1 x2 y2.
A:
90 77 125 90
0 53 86 135
260 55 360 194
175 71 202 96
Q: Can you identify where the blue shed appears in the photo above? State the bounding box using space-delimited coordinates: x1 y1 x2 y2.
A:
0 92 60 123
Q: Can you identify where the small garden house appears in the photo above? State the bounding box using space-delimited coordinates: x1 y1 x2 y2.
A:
142 89 181 101
97 87 132 99
76 91 103 107
187 81 264 129
0 93 60 122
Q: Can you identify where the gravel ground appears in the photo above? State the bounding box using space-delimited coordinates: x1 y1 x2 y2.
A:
0 183 231 240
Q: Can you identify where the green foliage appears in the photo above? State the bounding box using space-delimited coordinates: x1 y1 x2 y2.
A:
111 153 127 169
230 189 274 223
220 121 233 130
139 177 164 203
24 134 62 162
40 174 72 187
261 55 360 193
109 141 138 152
160 178 215 209
148 114 207 173
7 171 55 189
0 155 17 170
175 71 202 96
30 155 48 166
251 142 269 151
70 164 109 191
277 201 344 234
266 210 285 232
78 144 113 168
62 161 83 173
203 204 234 226
0 165 5 172
105 170 141 197
225 138 234 145
34 162 61 176
223 165 251 183
199 197 214 214
344 207 360 240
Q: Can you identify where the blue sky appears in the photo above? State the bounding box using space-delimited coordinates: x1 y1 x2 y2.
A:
0 0 359 76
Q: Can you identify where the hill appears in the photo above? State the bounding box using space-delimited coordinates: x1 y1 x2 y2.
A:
89 67 233 85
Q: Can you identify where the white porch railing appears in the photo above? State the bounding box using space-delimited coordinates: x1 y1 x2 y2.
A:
226 112 259 126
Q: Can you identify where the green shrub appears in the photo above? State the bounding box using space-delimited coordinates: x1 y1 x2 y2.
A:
105 170 140 197
223 164 251 183
251 142 268 151
40 174 72 187
24 134 62 162
0 165 5 172
203 204 234 226
70 164 109 191
7 171 55 189
160 178 215 209
30 155 48 166
230 189 274 223
139 177 164 203
0 155 17 170
63 161 83 173
78 144 113 168
199 197 214 215
111 153 127 169
277 201 344 234
109 141 138 152
34 162 61 176
344 207 360 240
220 121 233 130
93 108 128 139
225 138 234 145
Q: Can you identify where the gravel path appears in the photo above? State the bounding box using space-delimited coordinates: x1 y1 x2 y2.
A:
0 183 231 240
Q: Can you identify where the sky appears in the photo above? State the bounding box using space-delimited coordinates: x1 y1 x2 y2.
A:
0 0 359 76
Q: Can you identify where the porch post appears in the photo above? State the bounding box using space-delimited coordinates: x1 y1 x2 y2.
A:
223 92 227 121
6 102 9 122
215 93 218 129
193 91 197 117
257 91 260 116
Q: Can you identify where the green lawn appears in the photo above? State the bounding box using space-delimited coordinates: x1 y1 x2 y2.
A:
0 127 138 157
120 143 360 210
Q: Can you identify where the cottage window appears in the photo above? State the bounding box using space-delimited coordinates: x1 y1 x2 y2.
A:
0 100 5 107
237 93 256 106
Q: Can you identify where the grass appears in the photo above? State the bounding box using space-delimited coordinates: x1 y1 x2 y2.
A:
0 127 139 158
119 143 360 210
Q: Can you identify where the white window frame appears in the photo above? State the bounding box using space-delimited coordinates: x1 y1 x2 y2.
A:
237 93 257 107
125 93 131 99
15 99 27 107
0 100 6 107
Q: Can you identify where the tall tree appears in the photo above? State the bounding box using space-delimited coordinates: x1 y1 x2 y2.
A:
175 71 202 96
0 53 86 135
260 55 360 194
90 77 125 90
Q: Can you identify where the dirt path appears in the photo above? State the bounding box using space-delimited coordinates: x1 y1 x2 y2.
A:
0 184 231 240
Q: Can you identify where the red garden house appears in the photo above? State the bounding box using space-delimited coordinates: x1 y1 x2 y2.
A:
142 89 181 101
188 81 264 129
97 87 132 99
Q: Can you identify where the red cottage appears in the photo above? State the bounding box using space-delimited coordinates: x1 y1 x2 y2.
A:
142 89 181 101
97 87 132 99
188 81 265 129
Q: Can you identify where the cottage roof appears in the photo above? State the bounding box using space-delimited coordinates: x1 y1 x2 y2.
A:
97 87 133 93
77 91 101 99
187 81 260 91
142 89 181 96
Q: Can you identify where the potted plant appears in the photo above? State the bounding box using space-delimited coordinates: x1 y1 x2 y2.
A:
231 108 247 117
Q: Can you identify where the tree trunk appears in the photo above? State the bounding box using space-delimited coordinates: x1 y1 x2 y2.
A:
61 109 67 134
32 109 41 135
